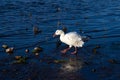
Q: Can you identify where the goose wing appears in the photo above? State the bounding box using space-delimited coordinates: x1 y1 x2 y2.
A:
65 32 82 42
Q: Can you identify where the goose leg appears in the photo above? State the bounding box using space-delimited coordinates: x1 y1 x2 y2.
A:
71 47 77 54
61 47 70 54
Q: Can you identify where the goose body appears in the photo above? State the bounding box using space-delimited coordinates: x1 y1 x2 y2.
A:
53 30 84 54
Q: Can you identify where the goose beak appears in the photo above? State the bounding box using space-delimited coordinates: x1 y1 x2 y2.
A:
53 34 56 37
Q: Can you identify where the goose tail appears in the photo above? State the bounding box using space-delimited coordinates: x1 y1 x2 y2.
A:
76 40 84 47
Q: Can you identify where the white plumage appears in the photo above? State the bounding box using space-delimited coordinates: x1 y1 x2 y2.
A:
53 30 84 54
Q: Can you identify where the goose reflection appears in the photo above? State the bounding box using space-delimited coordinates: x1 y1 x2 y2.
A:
60 56 83 72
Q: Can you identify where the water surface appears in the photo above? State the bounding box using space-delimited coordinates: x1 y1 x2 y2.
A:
0 0 120 80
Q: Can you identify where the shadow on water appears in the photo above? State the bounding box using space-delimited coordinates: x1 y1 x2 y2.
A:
0 0 120 80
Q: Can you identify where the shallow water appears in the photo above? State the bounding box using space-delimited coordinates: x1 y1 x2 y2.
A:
0 0 120 80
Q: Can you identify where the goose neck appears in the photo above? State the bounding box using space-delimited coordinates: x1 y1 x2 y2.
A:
60 32 65 37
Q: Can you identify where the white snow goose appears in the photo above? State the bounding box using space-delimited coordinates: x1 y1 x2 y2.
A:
53 30 84 54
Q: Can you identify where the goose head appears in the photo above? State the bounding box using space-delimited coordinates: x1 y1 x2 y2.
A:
53 30 64 37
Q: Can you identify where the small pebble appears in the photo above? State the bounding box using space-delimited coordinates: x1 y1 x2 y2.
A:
35 53 39 56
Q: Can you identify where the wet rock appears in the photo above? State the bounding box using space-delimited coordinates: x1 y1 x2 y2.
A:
34 47 42 51
2 44 8 49
32 47 43 53
32 47 43 56
25 49 29 53
6 47 14 54
35 53 39 56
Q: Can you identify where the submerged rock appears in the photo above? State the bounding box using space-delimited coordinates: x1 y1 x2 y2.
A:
12 56 28 64
33 26 42 35
92 45 101 54
108 59 117 64
15 56 22 60
54 60 66 64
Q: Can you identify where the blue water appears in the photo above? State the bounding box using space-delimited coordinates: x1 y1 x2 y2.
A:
0 0 120 80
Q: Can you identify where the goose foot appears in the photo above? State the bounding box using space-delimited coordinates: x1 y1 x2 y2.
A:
61 49 67 54
71 47 77 54
71 51 77 54
61 47 70 54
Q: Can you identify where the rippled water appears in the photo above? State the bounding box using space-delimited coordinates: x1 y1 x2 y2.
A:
0 0 120 80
